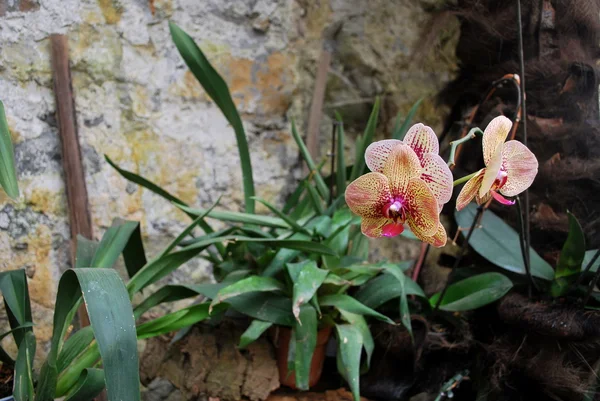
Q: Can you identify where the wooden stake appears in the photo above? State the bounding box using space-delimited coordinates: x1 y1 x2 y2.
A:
305 50 331 172
50 34 93 328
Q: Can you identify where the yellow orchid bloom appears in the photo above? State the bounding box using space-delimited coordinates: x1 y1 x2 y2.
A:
456 116 538 211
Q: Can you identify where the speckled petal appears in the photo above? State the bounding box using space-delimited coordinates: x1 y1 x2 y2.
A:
382 143 422 197
365 139 403 172
345 172 391 218
476 192 492 205
404 178 439 237
499 140 538 197
456 169 485 211
361 217 393 238
420 153 453 206
483 116 512 165
403 123 440 160
479 145 503 198
409 221 447 248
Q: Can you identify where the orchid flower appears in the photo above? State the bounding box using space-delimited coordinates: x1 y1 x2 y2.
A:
456 116 538 211
345 124 452 247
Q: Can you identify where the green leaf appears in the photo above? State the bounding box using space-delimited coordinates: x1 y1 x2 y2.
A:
335 324 362 401
104 156 222 255
57 326 95 373
75 236 99 269
391 98 423 140
0 269 33 347
227 293 295 326
210 276 285 311
49 269 140 401
136 303 225 339
291 119 329 202
177 204 289 228
429 272 513 312
121 221 147 278
319 294 394 324
183 235 337 256
13 330 35 401
304 181 325 214
555 212 586 278
338 311 373 372
350 98 380 180
133 284 209 319
354 272 425 309
0 100 19 199
91 219 142 270
293 304 317 390
334 112 347 197
64 368 105 401
283 182 306 215
252 196 310 235
455 204 554 280
239 320 273 349
384 265 413 339
552 212 586 296
287 261 328 320
169 22 255 213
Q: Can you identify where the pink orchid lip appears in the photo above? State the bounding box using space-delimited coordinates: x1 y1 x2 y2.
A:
382 222 405 237
491 191 515 205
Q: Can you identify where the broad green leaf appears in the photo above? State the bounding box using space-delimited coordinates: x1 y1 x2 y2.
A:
391 98 423 140
338 311 373 372
91 219 141 269
429 272 513 312
49 269 140 401
13 330 35 401
210 276 285 311
555 212 586 278
75 236 99 269
239 320 273 349
137 303 226 339
304 180 325 214
64 368 105 401
133 284 213 319
586 250 600 272
291 120 329 202
552 212 586 296
0 269 33 347
334 112 347 196
350 98 379 180
169 22 255 213
283 183 306 215
263 248 302 277
121 221 147 278
227 293 295 326
384 265 413 339
57 326 95 373
322 225 351 269
293 305 317 390
455 204 554 280
354 272 425 309
0 100 19 199
335 324 362 401
319 294 394 324
177 204 289 228
287 261 328 320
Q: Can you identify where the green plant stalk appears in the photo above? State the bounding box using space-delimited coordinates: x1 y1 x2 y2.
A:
447 127 484 167
55 343 100 397
452 172 478 187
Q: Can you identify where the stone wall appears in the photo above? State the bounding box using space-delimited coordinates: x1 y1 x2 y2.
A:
0 0 458 361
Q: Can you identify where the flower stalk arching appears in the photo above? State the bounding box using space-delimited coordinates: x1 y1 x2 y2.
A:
447 127 484 168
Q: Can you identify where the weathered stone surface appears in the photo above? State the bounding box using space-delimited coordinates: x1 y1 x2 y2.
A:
0 0 457 362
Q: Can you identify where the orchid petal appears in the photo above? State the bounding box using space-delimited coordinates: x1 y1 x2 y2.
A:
410 221 447 248
476 192 492 205
499 140 538 197
345 172 391 218
382 143 422 196
365 139 403 173
483 116 512 165
456 169 485 211
382 222 405 237
491 191 515 205
361 217 393 238
479 145 503 198
420 153 453 206
404 123 439 160
404 178 439 237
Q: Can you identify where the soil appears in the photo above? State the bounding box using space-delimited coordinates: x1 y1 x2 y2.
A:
0 363 12 398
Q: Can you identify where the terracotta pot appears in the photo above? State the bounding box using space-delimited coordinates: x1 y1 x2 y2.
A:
271 325 332 389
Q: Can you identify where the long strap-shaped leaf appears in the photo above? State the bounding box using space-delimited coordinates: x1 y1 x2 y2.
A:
169 22 255 214
0 100 20 199
37 269 139 401
0 270 33 348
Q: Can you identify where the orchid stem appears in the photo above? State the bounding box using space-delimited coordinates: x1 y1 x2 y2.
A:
516 196 536 297
447 128 484 167
453 172 478 187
